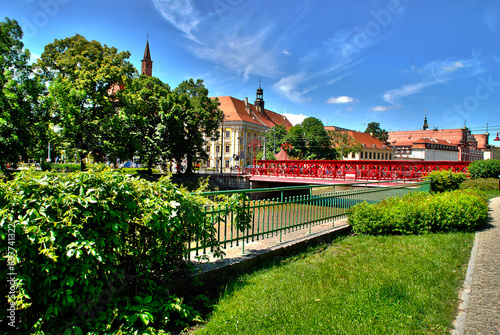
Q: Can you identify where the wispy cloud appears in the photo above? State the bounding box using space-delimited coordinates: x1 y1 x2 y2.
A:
383 57 484 104
326 96 354 104
152 0 201 42
272 73 313 104
370 105 402 112
151 0 281 81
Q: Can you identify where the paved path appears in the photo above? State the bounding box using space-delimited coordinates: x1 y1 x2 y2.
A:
454 196 500 335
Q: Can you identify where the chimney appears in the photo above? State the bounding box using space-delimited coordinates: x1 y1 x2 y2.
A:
244 97 251 115
245 97 248 106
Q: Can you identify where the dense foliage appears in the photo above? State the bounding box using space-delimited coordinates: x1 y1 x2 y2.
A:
0 170 247 333
364 122 389 145
460 177 500 191
285 117 337 160
467 159 500 179
426 170 467 193
0 18 48 170
348 190 488 235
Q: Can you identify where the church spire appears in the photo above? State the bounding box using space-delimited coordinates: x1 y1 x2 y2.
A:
141 36 153 76
423 110 429 130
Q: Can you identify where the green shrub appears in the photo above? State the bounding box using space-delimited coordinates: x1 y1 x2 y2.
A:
460 178 500 191
468 159 500 179
348 190 489 235
426 170 466 193
0 170 246 333
49 163 81 172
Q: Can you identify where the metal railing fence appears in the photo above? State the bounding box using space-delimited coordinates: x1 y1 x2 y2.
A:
188 179 430 258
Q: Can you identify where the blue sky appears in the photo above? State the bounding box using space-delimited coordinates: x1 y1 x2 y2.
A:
3 0 500 136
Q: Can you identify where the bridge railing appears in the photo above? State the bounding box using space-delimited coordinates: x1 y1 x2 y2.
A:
250 160 470 180
188 178 430 259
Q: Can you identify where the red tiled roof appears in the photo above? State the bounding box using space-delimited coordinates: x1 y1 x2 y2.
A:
388 129 466 146
212 96 293 130
325 127 389 150
412 137 455 146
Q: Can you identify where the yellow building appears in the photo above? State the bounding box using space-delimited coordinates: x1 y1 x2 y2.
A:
208 86 293 170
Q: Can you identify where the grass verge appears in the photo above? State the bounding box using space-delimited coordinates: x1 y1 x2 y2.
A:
194 232 474 335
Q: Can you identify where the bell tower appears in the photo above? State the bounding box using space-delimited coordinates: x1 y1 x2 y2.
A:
254 80 264 112
423 111 429 130
141 36 153 77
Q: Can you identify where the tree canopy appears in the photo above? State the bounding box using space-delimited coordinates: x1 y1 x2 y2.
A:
286 117 337 160
0 18 48 170
328 130 363 158
36 34 136 169
364 122 389 144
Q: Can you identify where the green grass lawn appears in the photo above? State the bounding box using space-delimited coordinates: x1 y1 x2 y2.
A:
194 232 474 335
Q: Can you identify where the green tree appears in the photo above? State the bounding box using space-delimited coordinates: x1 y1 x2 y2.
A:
0 18 48 170
173 79 222 174
36 34 136 170
286 117 337 160
364 122 389 144
257 124 288 160
327 130 363 159
122 75 177 172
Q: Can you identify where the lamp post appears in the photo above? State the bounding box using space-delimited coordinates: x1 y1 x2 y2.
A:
494 132 500 141
248 140 261 170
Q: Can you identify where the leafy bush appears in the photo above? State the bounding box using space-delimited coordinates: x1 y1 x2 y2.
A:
460 178 500 191
348 190 489 235
0 170 246 333
468 159 500 179
426 170 466 193
47 163 81 172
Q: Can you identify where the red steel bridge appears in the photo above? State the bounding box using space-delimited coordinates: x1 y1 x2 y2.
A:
247 160 470 183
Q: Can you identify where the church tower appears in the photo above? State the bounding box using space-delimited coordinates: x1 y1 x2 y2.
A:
423 111 429 130
254 81 264 112
141 37 153 77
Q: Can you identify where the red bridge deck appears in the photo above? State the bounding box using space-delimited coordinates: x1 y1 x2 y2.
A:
248 160 470 182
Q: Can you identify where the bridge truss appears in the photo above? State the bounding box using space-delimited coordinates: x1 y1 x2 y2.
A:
251 160 470 181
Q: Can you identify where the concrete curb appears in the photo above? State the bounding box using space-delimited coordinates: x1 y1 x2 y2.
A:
452 231 479 335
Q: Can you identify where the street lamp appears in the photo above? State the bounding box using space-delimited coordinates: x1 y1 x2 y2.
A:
494 132 500 141
248 140 261 169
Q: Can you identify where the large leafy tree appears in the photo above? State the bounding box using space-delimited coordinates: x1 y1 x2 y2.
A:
173 79 222 174
122 75 179 172
286 117 337 160
365 122 389 144
36 34 136 169
0 18 48 170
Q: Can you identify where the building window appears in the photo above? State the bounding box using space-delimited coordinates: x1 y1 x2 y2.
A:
216 146 220 153
207 161 210 167
206 145 210 152
360 152 363 159
377 153 380 159
369 152 372 159
225 145 230 153
225 130 230 138
225 160 230 167
389 154 392 160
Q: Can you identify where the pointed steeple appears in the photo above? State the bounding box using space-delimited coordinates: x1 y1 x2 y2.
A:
423 110 429 130
141 36 153 76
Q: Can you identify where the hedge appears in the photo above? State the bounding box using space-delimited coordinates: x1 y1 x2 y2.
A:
426 170 466 193
0 170 247 334
468 159 500 179
348 190 489 235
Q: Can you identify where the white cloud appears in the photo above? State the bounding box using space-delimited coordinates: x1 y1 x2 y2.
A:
326 96 354 104
282 113 307 126
441 61 464 72
370 105 402 112
152 0 201 41
383 57 484 104
282 50 292 55
272 73 313 104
